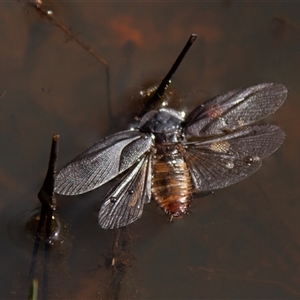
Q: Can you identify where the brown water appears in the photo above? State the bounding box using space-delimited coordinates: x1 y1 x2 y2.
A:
1 1 300 299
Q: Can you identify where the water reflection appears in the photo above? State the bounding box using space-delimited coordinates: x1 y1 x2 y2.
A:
1 1 300 299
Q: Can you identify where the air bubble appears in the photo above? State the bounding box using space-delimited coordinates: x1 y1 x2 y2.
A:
226 162 234 169
27 213 61 242
110 197 117 203
243 156 253 165
8 209 64 249
128 190 134 195
140 133 148 139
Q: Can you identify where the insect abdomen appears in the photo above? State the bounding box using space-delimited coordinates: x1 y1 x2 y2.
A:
152 147 192 217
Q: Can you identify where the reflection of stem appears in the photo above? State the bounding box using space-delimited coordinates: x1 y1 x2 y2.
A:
105 228 132 299
111 229 123 300
42 241 51 299
111 229 125 300
27 0 112 121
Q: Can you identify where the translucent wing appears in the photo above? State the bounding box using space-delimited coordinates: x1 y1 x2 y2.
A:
184 83 287 137
183 125 285 191
55 130 152 195
99 154 152 229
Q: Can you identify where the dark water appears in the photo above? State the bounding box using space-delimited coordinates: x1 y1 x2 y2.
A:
1 1 300 299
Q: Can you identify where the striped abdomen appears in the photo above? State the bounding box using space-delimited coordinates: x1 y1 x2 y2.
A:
152 145 192 217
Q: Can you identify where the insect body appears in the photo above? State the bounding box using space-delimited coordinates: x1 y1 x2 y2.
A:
54 35 287 229
55 83 287 229
140 109 192 217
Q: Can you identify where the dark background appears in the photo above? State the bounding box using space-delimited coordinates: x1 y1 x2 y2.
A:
1 1 300 299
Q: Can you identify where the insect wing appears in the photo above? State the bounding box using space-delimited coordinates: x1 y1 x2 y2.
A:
183 124 285 191
55 130 152 195
184 83 287 137
98 154 152 229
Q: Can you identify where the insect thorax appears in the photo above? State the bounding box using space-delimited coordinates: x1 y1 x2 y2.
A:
139 108 183 133
139 107 185 144
138 108 192 217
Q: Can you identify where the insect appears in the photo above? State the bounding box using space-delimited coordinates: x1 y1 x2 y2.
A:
55 35 287 229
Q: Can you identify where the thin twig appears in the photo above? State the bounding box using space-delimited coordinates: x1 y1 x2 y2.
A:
27 0 113 121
